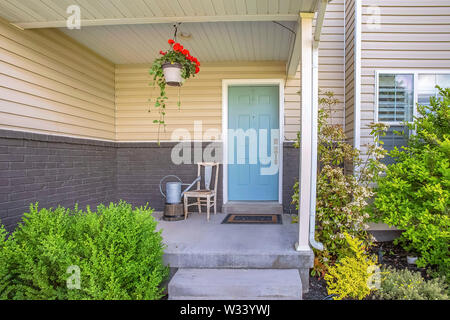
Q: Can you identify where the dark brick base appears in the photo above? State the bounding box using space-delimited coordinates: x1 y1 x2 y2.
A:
283 142 300 214
0 130 116 231
116 142 224 212
0 130 300 231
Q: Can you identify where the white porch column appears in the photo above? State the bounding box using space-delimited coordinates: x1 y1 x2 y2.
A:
295 13 315 251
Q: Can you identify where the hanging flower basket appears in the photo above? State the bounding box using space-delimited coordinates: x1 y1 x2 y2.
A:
162 62 182 86
149 38 200 144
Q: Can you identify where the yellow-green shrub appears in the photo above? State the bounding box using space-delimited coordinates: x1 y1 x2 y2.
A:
324 233 379 300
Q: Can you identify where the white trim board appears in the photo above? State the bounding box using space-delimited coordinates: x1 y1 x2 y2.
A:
353 0 362 152
221 79 285 205
12 14 301 29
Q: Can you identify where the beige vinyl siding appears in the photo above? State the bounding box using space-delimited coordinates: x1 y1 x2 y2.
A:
0 19 115 140
360 0 450 151
285 67 302 141
344 0 356 145
116 61 293 141
317 0 345 127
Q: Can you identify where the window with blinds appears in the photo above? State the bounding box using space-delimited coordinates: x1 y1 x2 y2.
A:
377 72 450 164
378 74 414 123
418 74 450 107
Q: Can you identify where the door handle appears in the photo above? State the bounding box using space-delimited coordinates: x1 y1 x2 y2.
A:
273 146 279 165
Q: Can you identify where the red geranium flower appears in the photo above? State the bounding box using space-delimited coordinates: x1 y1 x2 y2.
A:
159 50 166 55
195 66 200 74
168 39 175 45
196 61 200 66
173 43 181 51
182 49 189 56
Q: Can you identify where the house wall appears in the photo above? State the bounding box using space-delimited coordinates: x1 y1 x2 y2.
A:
0 20 117 230
115 61 294 141
116 142 224 213
0 19 115 140
0 129 116 232
359 0 450 152
344 0 356 145
318 0 345 127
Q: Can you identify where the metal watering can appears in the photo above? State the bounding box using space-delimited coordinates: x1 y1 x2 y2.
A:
159 175 201 204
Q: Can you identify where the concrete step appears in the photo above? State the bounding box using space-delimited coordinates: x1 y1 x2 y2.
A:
168 268 302 300
222 201 283 214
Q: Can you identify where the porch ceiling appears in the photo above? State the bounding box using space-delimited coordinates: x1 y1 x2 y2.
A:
0 0 322 64
59 21 297 64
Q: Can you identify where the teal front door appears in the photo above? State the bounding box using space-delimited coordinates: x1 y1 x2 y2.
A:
228 85 279 201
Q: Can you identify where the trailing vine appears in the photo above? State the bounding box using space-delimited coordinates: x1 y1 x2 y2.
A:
148 34 200 144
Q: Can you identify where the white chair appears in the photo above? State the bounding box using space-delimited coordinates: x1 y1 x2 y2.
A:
183 162 219 221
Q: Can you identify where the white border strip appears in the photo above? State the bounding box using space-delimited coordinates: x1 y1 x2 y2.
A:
354 0 362 151
222 79 285 205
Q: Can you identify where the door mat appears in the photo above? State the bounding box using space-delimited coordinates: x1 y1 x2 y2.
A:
221 214 282 224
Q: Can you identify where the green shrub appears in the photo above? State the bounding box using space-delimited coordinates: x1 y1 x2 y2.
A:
0 224 8 296
324 233 379 300
377 267 448 300
0 201 168 300
292 90 387 276
372 86 450 277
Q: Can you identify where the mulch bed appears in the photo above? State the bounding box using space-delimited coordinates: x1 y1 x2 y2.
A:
368 241 431 280
303 240 431 300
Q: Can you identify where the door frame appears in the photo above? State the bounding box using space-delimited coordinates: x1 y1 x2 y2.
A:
222 79 285 204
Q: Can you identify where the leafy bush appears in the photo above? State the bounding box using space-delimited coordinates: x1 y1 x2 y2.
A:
0 224 8 296
324 233 379 300
372 86 450 277
0 201 168 300
292 91 387 276
377 267 448 300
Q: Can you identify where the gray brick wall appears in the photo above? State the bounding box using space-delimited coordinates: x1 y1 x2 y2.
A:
283 142 300 214
0 130 299 231
116 142 224 212
0 130 117 232
117 141 298 213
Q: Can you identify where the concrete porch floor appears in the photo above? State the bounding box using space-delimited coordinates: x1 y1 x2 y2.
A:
154 211 314 270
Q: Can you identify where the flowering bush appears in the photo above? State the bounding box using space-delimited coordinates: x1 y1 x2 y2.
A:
372 86 450 277
149 39 200 142
324 233 379 300
292 90 387 276
376 267 448 300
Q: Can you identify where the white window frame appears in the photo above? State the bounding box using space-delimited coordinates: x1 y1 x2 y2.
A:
375 69 450 126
